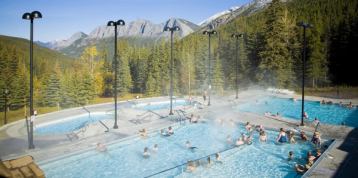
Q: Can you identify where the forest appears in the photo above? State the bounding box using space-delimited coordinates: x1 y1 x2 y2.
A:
0 0 357 123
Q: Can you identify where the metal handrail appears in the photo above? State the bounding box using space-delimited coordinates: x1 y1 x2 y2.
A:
144 145 243 178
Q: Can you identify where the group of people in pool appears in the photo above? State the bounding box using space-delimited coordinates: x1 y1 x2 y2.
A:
292 149 322 174
186 153 222 172
141 126 175 158
321 100 355 109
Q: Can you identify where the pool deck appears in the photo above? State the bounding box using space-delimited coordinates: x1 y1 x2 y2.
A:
0 90 357 177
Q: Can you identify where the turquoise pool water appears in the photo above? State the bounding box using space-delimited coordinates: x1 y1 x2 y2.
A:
40 121 316 178
35 113 110 135
134 100 189 110
236 97 358 127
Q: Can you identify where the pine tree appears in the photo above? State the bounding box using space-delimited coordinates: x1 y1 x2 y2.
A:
257 0 295 88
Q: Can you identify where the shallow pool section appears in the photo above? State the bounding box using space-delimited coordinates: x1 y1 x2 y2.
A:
236 97 358 127
35 113 110 135
40 122 315 178
133 99 189 110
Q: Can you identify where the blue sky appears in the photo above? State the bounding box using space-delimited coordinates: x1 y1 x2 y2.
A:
0 0 250 42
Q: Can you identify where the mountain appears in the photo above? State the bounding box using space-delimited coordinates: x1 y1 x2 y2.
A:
199 0 272 29
38 18 199 54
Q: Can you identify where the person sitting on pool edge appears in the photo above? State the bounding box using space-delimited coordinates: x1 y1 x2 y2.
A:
96 142 107 152
139 128 147 138
143 147 150 158
276 128 288 143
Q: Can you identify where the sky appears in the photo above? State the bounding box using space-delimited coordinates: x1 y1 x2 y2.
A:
0 0 250 42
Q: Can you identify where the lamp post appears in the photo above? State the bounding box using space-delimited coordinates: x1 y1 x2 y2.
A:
3 89 9 125
298 22 312 126
107 20 125 129
22 11 42 149
231 33 243 99
164 26 180 115
203 30 217 106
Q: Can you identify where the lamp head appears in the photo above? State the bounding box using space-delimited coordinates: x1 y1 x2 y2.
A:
107 21 115 26
22 13 32 20
31 11 42 19
164 26 171 32
203 30 209 35
298 21 313 28
212 30 217 35
117 19 125 26
173 26 180 31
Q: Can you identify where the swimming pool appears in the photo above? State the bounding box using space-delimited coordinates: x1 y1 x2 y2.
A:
236 97 358 127
39 121 317 178
35 113 110 135
133 100 189 110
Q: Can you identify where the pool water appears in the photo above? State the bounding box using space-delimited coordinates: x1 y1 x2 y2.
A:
134 100 189 110
35 113 110 135
236 97 358 127
40 121 315 178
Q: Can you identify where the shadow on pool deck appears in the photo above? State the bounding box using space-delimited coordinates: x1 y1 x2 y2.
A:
333 126 358 178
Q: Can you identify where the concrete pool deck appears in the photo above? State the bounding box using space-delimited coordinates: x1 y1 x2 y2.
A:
0 90 357 177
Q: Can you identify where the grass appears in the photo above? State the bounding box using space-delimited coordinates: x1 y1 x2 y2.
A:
297 87 358 99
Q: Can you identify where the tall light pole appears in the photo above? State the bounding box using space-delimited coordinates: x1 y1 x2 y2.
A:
231 33 243 99
22 11 42 149
107 20 125 129
3 89 9 125
298 22 312 126
203 30 217 106
164 26 180 115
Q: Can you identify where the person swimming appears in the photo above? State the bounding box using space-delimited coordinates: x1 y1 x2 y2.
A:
311 131 321 147
96 143 107 152
288 131 296 144
226 135 233 144
186 141 198 151
143 147 150 158
245 122 252 132
276 128 288 143
160 129 170 137
152 144 158 153
168 126 174 135
186 160 196 172
303 112 309 119
300 131 308 141
215 153 223 164
288 151 294 161
235 137 244 146
259 130 267 142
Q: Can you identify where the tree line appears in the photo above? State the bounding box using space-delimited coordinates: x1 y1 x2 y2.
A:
1 0 357 114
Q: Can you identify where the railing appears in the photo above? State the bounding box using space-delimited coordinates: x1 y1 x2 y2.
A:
82 106 91 119
99 120 109 132
144 145 244 178
148 110 166 119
